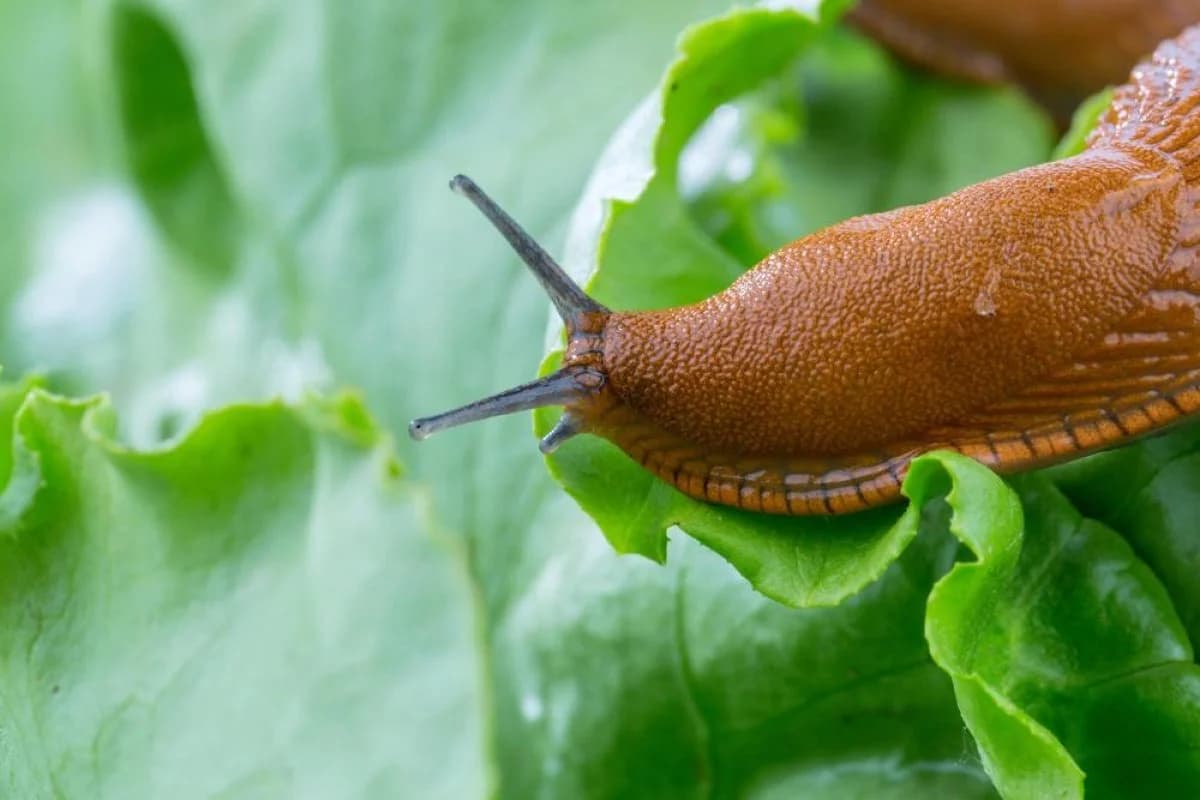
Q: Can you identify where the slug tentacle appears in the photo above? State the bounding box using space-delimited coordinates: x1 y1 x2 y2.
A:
409 176 613 449
408 367 597 441
539 411 585 454
448 175 606 324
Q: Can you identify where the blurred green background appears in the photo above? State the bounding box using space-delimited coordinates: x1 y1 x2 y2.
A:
7 0 1200 798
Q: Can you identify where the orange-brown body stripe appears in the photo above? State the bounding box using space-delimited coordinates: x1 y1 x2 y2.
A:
613 380 1200 515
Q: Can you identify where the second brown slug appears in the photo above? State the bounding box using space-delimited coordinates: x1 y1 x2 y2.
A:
411 26 1200 516
849 0 1200 118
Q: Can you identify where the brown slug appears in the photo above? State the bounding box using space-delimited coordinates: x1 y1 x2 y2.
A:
849 0 1200 118
410 25 1200 516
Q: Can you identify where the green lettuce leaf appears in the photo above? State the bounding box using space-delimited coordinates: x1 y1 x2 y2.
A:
915 453 1200 798
0 383 486 797
1049 423 1200 647
486 483 996 798
1052 88 1114 160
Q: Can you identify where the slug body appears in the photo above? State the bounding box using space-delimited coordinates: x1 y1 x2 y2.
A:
850 0 1200 118
412 27 1200 515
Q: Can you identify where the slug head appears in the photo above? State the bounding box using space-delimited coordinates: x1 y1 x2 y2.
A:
407 175 611 454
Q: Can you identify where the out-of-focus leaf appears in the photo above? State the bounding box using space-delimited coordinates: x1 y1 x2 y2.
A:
1052 88 1114 160
0 0 101 306
3 1 330 447
112 7 241 271
0 384 486 798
